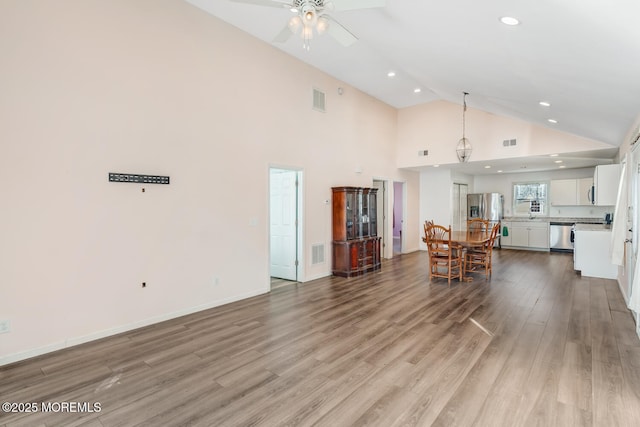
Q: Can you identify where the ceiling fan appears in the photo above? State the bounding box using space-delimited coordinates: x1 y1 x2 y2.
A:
229 0 386 50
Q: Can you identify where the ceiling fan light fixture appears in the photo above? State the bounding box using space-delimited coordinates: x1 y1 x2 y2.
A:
316 16 329 35
288 15 302 34
302 25 314 39
302 5 317 25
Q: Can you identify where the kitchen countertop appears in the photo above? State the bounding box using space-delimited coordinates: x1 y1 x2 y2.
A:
574 223 612 231
503 216 605 224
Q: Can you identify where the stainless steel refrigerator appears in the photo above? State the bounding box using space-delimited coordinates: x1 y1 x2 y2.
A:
467 193 504 245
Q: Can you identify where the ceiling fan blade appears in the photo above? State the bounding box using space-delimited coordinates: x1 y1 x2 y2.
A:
229 0 292 8
273 24 294 43
325 16 358 46
329 0 386 11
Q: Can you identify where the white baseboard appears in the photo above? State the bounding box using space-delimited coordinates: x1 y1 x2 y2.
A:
618 276 640 340
302 271 332 282
617 277 630 306
0 289 267 367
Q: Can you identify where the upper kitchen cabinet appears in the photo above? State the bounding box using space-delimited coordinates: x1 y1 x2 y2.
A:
577 177 594 205
550 179 578 206
550 177 594 206
593 164 622 206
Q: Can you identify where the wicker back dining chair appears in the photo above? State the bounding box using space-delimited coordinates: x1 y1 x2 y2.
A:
422 220 435 243
424 223 464 285
467 218 490 232
464 222 500 280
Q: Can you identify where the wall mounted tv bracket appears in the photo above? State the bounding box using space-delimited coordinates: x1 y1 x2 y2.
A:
109 173 170 184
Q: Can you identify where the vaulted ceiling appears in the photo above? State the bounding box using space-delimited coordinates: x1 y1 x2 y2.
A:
186 0 640 170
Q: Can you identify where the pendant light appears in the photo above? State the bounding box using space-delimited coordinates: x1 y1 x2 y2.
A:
456 92 472 163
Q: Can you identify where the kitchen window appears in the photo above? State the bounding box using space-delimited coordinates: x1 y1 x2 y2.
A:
513 182 548 216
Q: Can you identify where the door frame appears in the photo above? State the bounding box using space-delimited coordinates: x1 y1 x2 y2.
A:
626 150 638 301
387 179 407 258
268 165 304 284
373 179 389 259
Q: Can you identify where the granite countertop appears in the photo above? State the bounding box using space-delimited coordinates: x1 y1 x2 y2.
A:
574 223 612 232
503 216 605 224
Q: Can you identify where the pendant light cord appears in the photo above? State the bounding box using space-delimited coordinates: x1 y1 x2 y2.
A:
462 92 468 139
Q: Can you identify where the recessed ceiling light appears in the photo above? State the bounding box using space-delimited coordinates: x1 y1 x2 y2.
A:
548 119 558 124
414 88 422 93
497 170 503 173
484 165 491 169
539 101 551 107
550 153 559 157
554 160 563 164
559 165 566 168
387 71 396 78
500 16 520 26
433 164 439 168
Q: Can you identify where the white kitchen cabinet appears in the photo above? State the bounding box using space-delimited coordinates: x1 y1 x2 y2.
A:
503 221 549 250
574 225 617 279
528 226 550 248
577 177 594 205
594 164 621 206
501 221 512 246
510 226 529 247
550 179 578 206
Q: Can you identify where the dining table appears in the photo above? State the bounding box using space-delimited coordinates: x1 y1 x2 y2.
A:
450 230 492 281
450 230 492 248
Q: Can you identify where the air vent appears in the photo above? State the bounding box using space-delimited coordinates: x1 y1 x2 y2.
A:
418 150 429 156
313 88 326 112
312 243 325 265
502 139 517 147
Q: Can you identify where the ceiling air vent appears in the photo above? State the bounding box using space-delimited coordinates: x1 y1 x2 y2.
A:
502 138 517 147
313 88 326 112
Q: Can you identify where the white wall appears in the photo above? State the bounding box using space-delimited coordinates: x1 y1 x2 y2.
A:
0 0 419 364
397 101 614 169
419 169 452 248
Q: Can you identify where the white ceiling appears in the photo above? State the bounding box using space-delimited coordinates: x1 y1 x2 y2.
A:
185 0 640 172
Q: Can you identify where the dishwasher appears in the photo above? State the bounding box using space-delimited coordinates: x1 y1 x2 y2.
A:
549 221 574 252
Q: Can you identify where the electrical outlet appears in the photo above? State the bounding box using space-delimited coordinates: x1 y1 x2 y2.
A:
213 277 219 286
0 320 11 334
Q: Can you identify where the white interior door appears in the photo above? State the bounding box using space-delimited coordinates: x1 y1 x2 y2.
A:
270 169 298 281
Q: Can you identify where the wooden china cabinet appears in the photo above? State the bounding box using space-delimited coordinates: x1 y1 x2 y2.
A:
332 186 381 277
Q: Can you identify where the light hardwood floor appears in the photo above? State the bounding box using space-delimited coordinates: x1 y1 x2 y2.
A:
2 249 640 426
